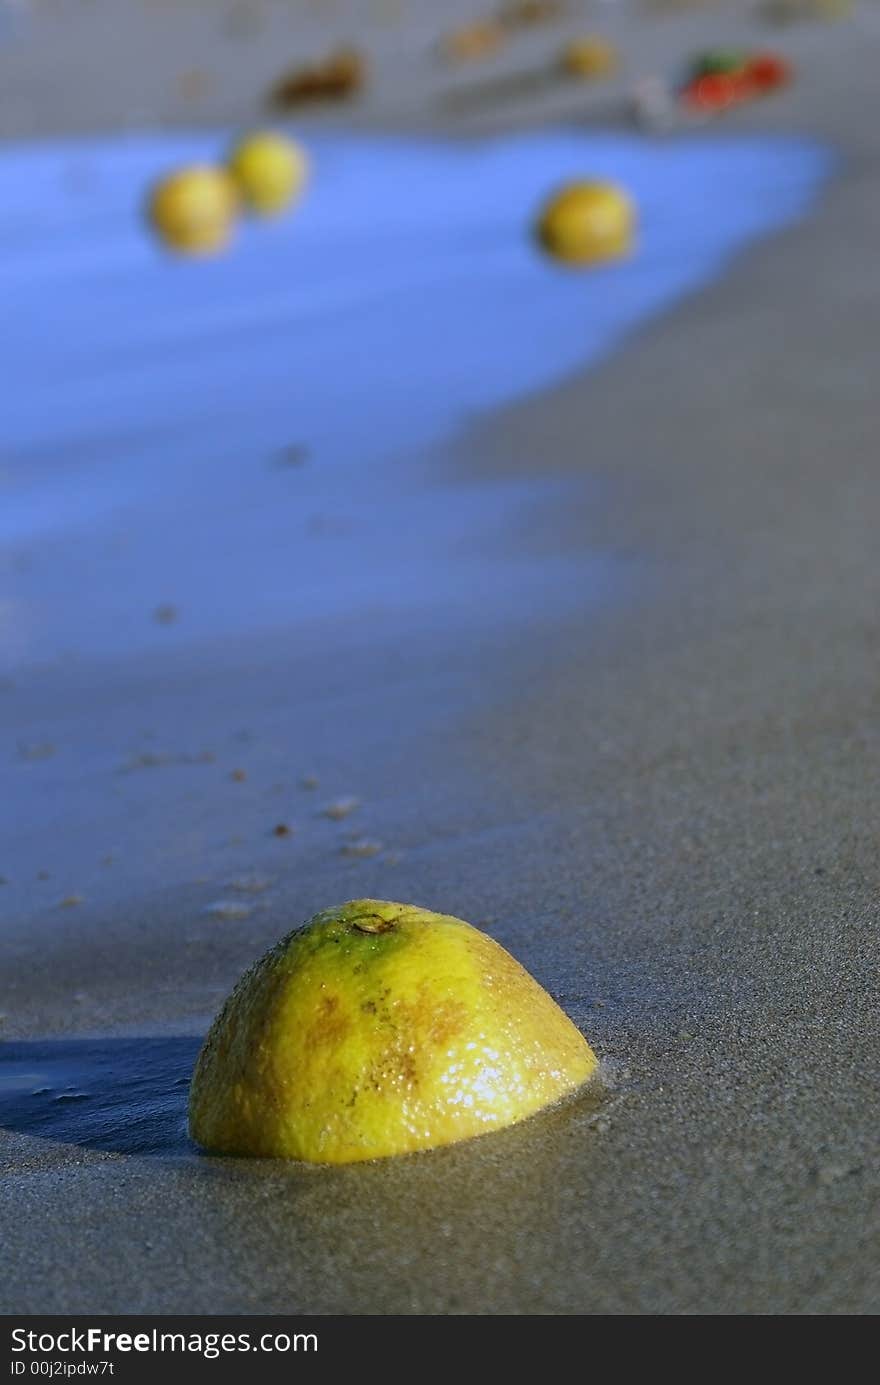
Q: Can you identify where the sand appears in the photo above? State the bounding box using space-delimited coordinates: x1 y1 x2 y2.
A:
1 1 879 1314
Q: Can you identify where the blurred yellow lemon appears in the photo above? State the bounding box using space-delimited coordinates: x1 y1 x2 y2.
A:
440 20 505 63
189 899 598 1163
148 165 238 255
537 180 635 266
561 36 619 79
227 130 309 217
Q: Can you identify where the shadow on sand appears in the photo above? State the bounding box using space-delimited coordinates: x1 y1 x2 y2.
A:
0 1036 201 1156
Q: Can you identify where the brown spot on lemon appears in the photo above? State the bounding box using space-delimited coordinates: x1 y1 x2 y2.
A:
306 993 351 1050
189 899 598 1163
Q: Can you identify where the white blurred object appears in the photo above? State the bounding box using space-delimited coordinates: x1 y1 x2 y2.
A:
628 76 677 134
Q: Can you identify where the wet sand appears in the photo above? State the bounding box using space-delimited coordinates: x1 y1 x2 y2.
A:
2 2 880 1314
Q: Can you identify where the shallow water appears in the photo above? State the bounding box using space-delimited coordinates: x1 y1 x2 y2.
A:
0 1036 199 1155
0 129 831 669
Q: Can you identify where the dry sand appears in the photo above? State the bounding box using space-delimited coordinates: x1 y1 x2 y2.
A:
1 1 879 1314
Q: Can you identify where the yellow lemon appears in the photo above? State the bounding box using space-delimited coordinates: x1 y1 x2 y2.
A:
537 180 635 266
227 131 309 217
148 165 239 256
561 36 619 79
189 899 598 1163
440 20 505 63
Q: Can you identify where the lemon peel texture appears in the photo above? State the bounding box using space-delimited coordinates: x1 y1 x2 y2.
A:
189 899 598 1163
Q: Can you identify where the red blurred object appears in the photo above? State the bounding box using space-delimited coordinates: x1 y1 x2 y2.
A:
746 53 792 92
679 52 791 113
680 71 752 111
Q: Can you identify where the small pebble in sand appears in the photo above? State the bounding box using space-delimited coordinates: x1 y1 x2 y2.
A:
226 874 273 894
273 822 294 838
153 603 179 625
59 895 83 908
121 749 215 772
202 900 253 920
300 774 319 791
322 797 360 821
340 838 383 859
124 751 172 770
17 740 56 762
815 1161 862 1186
230 768 248 782
276 444 309 467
